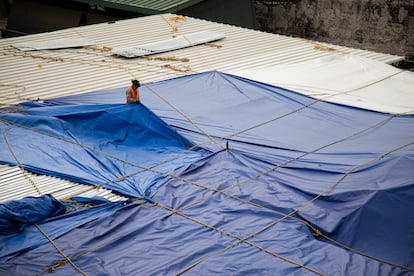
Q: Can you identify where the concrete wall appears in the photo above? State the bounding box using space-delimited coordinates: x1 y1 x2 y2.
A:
182 0 257 29
255 0 414 57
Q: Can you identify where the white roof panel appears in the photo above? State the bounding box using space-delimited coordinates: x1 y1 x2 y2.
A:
11 37 95 51
111 30 225 57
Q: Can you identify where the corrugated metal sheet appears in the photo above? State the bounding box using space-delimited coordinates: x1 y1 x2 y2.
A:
12 37 95 51
110 30 225 57
0 14 404 203
0 165 126 203
74 0 205 13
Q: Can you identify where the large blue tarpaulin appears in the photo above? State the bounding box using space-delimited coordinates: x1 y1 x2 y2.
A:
0 71 413 275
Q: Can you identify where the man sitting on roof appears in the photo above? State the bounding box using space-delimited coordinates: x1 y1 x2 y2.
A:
126 79 141 104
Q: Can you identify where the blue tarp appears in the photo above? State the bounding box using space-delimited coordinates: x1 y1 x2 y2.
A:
0 196 125 264
0 194 66 235
0 103 206 197
0 71 413 275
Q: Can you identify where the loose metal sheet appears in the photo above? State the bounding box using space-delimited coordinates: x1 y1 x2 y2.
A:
110 30 225 58
12 38 95 51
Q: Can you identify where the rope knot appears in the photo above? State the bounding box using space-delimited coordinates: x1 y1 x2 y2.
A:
48 260 67 272
313 228 322 237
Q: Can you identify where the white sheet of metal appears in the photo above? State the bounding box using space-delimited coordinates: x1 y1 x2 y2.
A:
12 37 95 51
110 30 225 58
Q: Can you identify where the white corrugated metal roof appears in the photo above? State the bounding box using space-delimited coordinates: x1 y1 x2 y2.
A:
0 14 404 202
0 14 403 106
0 165 126 203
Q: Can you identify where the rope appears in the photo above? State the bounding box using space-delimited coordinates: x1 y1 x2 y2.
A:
0 14 412 273
224 114 397 191
161 114 397 220
255 69 405 108
318 232 414 272
149 15 224 149
143 83 226 150
0 83 30 104
0 117 210 200
0 46 184 96
33 200 150 275
134 140 414 273
145 113 413 271
155 202 326 276
2 103 413 272
136 70 409 164
175 118 414 273
173 139 414 274
160 14 217 73
3 124 42 195
34 224 87 275
1 115 322 274
1 17 222 150
2 113 413 272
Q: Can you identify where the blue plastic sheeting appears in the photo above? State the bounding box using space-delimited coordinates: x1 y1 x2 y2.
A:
0 177 409 275
0 194 65 235
0 196 125 264
0 104 207 197
0 71 413 274
49 72 414 166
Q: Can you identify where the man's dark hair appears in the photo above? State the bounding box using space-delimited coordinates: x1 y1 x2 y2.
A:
131 79 140 87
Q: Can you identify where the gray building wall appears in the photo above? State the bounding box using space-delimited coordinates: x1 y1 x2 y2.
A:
255 0 413 57
182 0 257 29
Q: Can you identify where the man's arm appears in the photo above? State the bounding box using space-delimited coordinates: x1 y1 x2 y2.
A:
136 88 141 104
126 88 134 104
